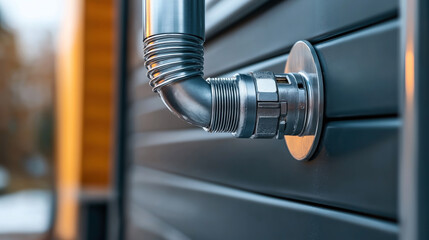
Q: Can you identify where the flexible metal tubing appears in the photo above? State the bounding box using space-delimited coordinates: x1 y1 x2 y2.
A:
144 33 240 132
144 33 204 92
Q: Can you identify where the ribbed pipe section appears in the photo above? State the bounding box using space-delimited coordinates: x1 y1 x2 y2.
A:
144 33 204 92
206 78 240 133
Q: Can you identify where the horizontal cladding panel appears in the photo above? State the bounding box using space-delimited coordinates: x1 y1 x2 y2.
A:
128 167 398 240
316 21 398 117
131 118 399 219
129 99 192 133
205 0 271 38
204 0 397 76
127 205 188 240
130 21 398 132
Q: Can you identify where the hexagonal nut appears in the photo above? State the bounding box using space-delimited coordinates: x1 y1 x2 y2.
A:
252 71 278 102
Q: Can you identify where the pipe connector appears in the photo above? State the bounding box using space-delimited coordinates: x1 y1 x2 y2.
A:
142 0 324 160
205 77 240 133
205 72 308 139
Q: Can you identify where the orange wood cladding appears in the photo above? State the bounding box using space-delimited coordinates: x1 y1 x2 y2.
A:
81 0 115 188
55 1 116 238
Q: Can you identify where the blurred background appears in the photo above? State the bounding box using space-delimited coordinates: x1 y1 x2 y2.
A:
0 0 115 239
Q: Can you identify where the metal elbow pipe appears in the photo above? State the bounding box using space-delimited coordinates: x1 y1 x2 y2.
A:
143 0 210 127
143 0 325 161
144 0 245 132
156 77 211 127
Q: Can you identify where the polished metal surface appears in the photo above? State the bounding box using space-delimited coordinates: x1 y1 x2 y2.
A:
254 71 278 102
205 70 315 146
284 41 324 161
158 77 212 128
143 33 211 127
239 71 309 141
144 0 204 39
206 77 240 133
277 73 307 137
143 0 211 128
234 74 257 138
252 71 281 138
143 0 325 160
144 34 204 92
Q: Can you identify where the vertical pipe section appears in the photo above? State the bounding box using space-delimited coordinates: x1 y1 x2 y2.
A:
144 0 204 38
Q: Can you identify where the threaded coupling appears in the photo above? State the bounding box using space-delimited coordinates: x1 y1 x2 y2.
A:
206 77 240 133
204 72 309 139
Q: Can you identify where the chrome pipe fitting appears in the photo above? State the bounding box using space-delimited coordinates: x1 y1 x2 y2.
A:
143 0 324 160
144 33 204 92
144 0 204 39
206 71 310 140
252 72 308 139
205 77 240 133
143 0 211 128
143 0 205 93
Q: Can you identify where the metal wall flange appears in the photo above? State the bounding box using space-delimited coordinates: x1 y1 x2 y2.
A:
284 41 324 161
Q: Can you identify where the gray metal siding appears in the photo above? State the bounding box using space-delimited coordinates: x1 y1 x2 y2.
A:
204 0 397 76
128 167 398 240
132 118 399 219
125 0 400 239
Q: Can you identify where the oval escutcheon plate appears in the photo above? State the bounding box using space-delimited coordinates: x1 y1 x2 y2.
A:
284 41 324 161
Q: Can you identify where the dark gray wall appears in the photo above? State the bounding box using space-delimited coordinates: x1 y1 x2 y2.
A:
125 0 400 239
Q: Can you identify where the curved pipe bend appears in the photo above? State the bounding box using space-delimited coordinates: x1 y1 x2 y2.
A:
157 76 212 128
143 0 254 136
143 0 241 133
144 0 210 128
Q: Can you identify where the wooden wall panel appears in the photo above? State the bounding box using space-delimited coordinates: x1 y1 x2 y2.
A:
80 0 115 188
